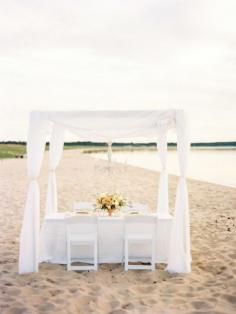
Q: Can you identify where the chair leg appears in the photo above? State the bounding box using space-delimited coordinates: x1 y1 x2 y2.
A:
151 238 155 271
125 239 128 271
121 239 124 266
121 238 125 266
94 239 98 271
67 240 71 271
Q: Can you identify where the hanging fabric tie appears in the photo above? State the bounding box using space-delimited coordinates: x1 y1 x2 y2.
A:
107 140 112 163
157 129 170 218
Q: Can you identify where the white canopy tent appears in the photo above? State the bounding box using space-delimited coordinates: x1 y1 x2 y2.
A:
19 110 191 274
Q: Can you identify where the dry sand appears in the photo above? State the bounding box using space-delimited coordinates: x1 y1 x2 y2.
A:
0 150 235 314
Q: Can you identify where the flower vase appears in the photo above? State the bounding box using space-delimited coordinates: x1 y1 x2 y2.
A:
107 208 114 216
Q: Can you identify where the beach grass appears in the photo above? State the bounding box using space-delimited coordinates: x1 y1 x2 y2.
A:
0 143 155 159
0 143 26 159
0 143 95 159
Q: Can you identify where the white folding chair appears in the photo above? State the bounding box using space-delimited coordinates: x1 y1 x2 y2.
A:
124 215 157 271
65 216 98 271
73 202 95 212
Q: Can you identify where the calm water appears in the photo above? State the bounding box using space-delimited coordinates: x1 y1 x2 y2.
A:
89 149 236 188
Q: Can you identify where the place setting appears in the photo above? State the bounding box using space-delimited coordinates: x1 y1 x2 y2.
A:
69 193 148 217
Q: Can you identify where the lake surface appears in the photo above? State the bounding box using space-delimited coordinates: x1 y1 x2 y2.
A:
89 149 236 188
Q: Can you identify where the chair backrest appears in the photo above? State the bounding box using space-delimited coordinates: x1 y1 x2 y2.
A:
125 214 157 235
73 202 95 211
65 215 97 235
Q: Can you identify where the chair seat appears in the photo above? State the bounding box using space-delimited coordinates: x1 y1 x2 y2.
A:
125 233 153 241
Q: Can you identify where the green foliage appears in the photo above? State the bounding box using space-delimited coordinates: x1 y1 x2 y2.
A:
0 144 26 159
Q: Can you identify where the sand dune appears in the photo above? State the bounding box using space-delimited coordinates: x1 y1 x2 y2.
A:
0 150 235 314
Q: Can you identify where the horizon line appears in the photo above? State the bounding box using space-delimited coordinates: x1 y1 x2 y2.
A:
1 141 236 147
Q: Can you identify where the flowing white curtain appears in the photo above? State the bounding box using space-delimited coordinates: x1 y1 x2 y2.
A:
157 130 169 217
166 111 191 273
45 124 64 215
19 112 48 274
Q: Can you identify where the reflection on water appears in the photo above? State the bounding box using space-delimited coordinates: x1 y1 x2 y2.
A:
88 149 236 188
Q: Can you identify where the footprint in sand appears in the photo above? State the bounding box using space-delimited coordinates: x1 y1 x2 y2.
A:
136 285 156 294
222 294 236 305
191 300 212 310
5 307 29 314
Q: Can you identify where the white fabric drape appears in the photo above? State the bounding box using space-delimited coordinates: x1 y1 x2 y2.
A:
166 111 191 273
19 112 48 274
47 110 176 142
19 109 191 274
157 131 169 217
45 124 64 215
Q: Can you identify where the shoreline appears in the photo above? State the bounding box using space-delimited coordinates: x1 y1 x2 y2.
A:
1 149 236 188
86 151 236 189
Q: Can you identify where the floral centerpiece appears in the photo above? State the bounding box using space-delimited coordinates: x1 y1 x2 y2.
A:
96 192 126 216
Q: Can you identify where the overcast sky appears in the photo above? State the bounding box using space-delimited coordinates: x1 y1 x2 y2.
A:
0 0 235 142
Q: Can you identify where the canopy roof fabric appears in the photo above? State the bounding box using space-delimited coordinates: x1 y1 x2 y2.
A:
39 109 177 141
19 109 191 275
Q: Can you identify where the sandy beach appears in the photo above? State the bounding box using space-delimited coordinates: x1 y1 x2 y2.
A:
0 150 235 314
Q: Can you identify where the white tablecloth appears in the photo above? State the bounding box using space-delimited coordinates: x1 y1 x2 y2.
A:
39 213 173 264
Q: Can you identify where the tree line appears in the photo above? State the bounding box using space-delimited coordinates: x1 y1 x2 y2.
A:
0 141 236 147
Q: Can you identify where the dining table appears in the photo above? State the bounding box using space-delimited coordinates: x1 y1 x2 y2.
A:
39 209 173 265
